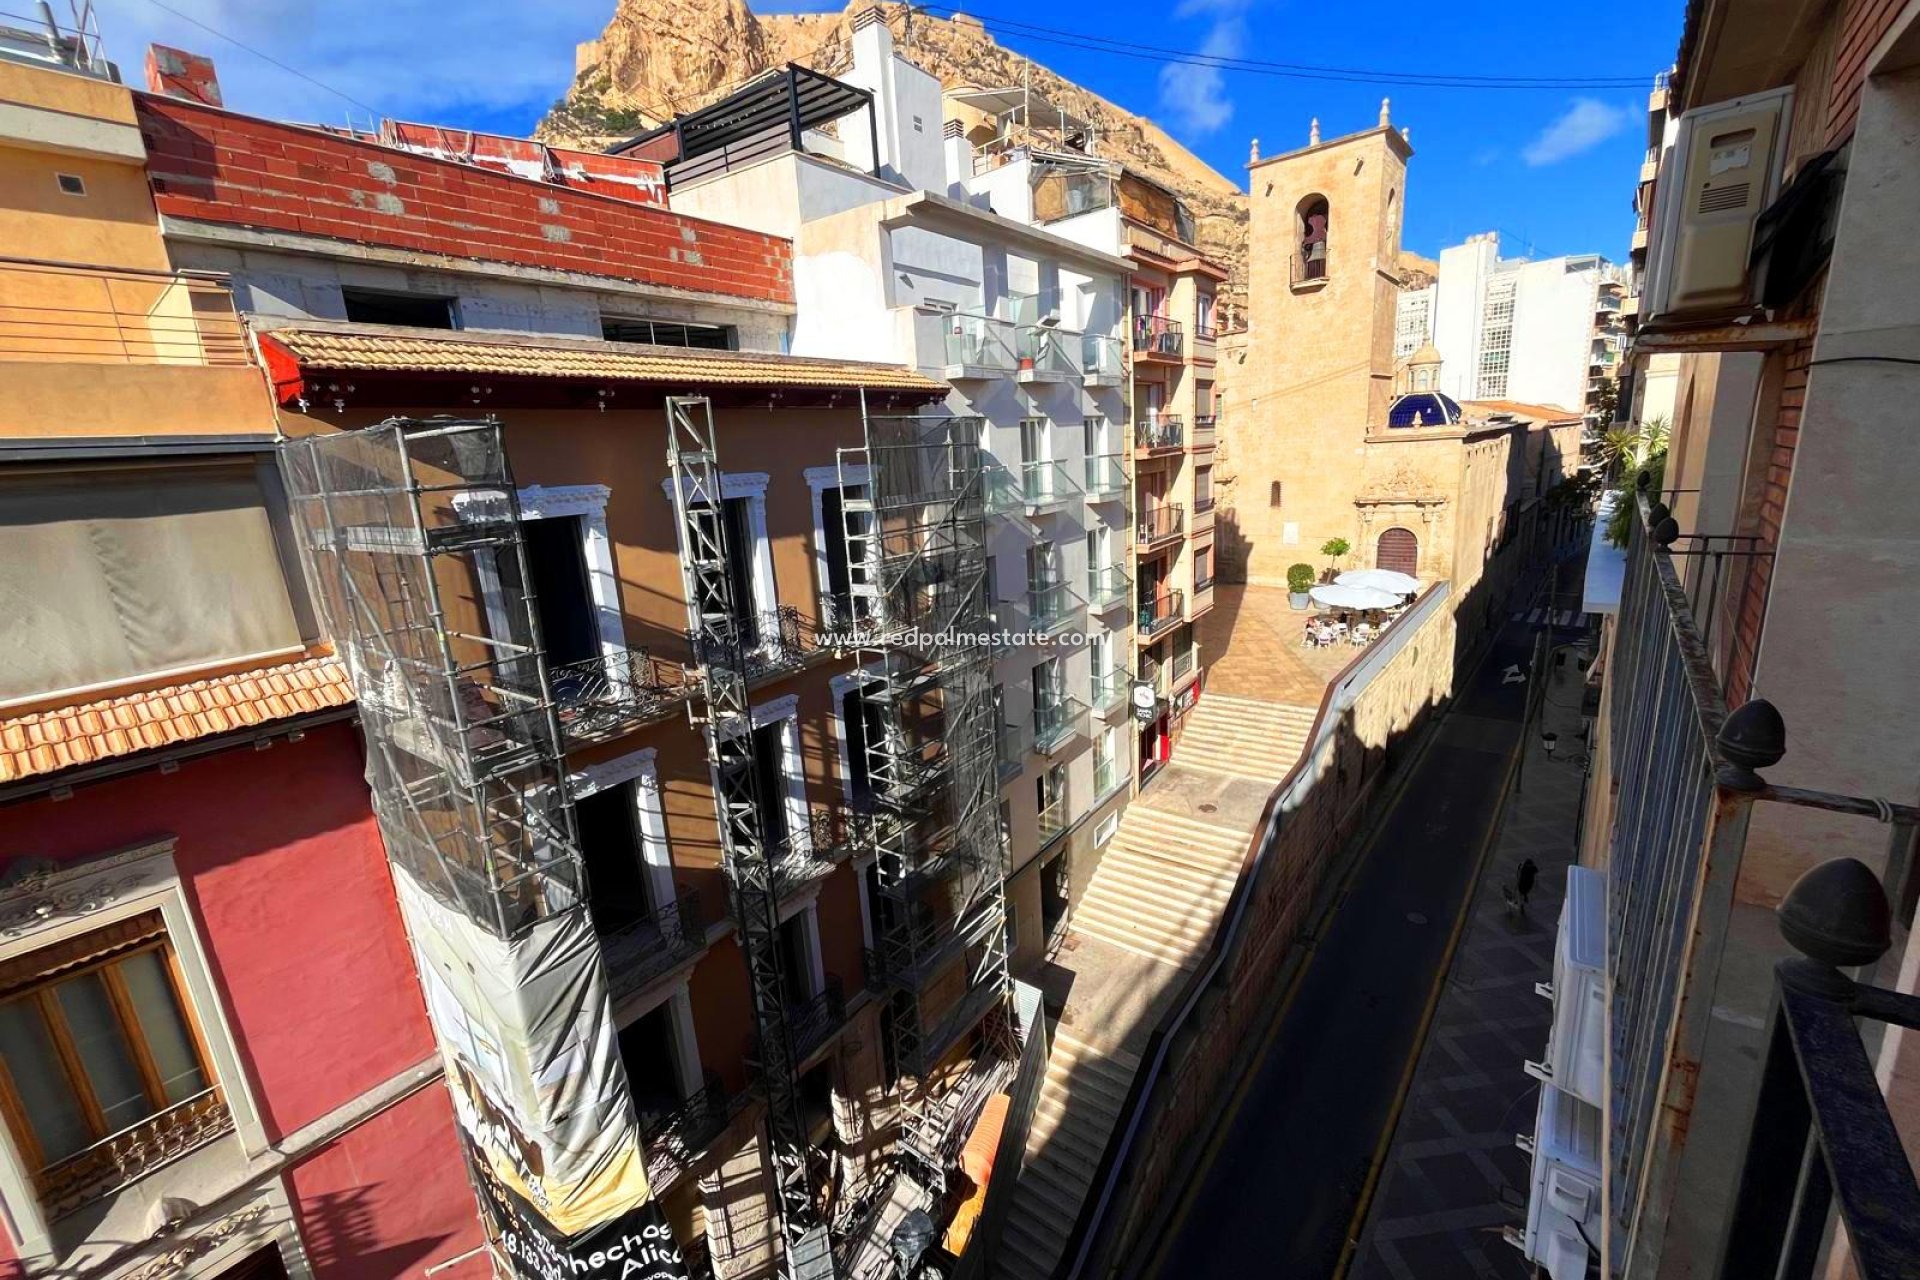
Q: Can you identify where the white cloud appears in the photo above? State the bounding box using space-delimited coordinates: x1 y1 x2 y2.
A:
1522 98 1632 166
90 0 611 130
1158 10 1247 137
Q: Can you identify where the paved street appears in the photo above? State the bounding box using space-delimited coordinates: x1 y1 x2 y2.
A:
1150 563 1589 1279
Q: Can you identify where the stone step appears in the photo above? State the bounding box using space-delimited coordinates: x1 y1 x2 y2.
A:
1084 856 1238 906
1070 917 1206 967
1117 806 1248 846
1076 884 1225 943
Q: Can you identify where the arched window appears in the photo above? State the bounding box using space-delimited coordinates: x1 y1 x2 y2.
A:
1296 195 1329 281
1377 526 1418 575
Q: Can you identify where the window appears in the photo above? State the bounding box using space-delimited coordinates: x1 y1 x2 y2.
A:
1196 467 1214 512
55 173 86 196
821 484 873 631
1195 545 1213 589
1197 292 1216 337
340 288 456 328
521 515 600 669
0 915 225 1215
1032 656 1062 716
1037 764 1066 839
600 317 736 349
1476 277 1516 399
1269 480 1284 508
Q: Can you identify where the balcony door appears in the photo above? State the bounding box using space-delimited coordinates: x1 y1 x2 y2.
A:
522 515 600 669
574 782 655 931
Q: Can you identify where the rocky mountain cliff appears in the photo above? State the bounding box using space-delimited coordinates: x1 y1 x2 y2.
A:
537 0 1251 304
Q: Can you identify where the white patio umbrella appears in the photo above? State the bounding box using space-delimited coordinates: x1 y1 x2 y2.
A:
1334 568 1421 594
1308 583 1402 611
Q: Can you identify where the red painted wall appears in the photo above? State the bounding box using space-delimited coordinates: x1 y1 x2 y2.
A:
2 724 433 1141
284 1084 488 1280
135 97 795 305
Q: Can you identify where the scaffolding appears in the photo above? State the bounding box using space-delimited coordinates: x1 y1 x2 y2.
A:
662 398 834 1280
836 409 1015 1195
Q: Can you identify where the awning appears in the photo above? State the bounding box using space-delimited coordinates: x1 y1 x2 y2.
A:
255 324 947 409
1309 584 1402 611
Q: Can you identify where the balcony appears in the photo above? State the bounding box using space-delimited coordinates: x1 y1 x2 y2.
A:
696 606 819 685
1032 696 1089 756
1191 414 1218 451
1081 332 1125 385
1084 452 1128 502
1017 323 1079 382
1132 314 1185 359
640 1072 735 1192
1038 787 1070 847
1134 416 1185 454
1088 563 1132 614
769 833 837 902
0 258 267 437
1138 589 1185 640
785 976 848 1063
551 647 696 744
941 312 1018 379
597 893 706 1004
37 1088 234 1218
987 459 1083 515
1136 503 1186 548
1028 579 1087 636
1639 145 1659 184
1091 666 1130 719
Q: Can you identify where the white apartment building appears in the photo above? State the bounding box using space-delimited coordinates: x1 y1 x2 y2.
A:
1399 232 1627 416
652 11 1135 970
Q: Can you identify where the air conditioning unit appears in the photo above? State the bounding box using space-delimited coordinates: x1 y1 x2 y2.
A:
1641 86 1794 325
1546 865 1606 1108
1521 1083 1603 1279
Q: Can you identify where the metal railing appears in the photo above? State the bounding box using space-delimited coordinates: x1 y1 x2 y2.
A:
1018 324 1079 377
942 312 1018 371
1032 696 1089 755
1601 495 1920 1276
1191 415 1218 449
1029 579 1086 633
1137 504 1185 544
639 1072 734 1191
1138 590 1185 639
1082 333 1125 380
1134 417 1184 452
36 1088 233 1217
1084 453 1128 500
1132 315 1184 357
1088 563 1131 611
597 892 706 1003
0 259 252 366
786 976 848 1062
551 647 696 742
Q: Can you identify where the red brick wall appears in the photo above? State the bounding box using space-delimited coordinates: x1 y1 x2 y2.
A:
1826 0 1906 143
136 97 794 305
1727 335 1812 707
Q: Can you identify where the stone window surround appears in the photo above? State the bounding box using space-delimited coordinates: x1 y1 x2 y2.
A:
659 472 777 634
464 483 627 671
805 464 870 625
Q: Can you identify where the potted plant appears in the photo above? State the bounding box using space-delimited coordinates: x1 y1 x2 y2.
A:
1287 563 1315 610
1320 537 1351 581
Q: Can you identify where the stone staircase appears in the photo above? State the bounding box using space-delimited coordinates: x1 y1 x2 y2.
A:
1165 692 1317 784
1068 807 1248 968
991 1026 1140 1280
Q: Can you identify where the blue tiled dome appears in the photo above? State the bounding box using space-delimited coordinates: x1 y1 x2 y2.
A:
1387 391 1464 429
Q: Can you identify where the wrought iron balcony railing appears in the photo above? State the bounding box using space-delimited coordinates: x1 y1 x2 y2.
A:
639 1072 734 1191
1081 332 1125 381
1017 324 1079 377
1088 563 1131 611
551 647 696 743
598 892 706 1003
1137 503 1185 544
693 606 818 684
1138 589 1185 639
785 976 848 1063
1084 452 1128 500
942 312 1018 372
1032 696 1089 756
1134 417 1184 452
1132 314 1185 357
37 1088 234 1217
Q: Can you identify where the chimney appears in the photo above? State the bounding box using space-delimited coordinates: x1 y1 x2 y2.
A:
943 117 970 189
852 5 892 77
145 45 223 106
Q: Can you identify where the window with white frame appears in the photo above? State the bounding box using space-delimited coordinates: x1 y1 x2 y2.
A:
1477 278 1516 399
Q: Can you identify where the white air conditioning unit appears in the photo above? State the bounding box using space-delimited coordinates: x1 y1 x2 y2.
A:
1641 85 1794 325
1546 865 1606 1108
1521 1083 1602 1279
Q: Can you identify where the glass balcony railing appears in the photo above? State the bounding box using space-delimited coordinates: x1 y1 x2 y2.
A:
1032 697 1088 755
1028 579 1087 633
998 720 1025 777
1084 452 1128 499
1081 332 1125 380
1088 563 1131 611
1138 589 1185 639
942 312 1018 372
1137 504 1185 544
1135 417 1184 452
1091 666 1129 716
986 460 1082 512
1038 789 1070 845
1018 324 1079 377
1132 314 1185 357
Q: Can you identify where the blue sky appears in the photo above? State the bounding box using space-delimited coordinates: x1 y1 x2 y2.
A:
96 0 1684 263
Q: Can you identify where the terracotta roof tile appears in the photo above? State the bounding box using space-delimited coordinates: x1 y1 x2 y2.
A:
259 326 947 394
0 656 354 785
